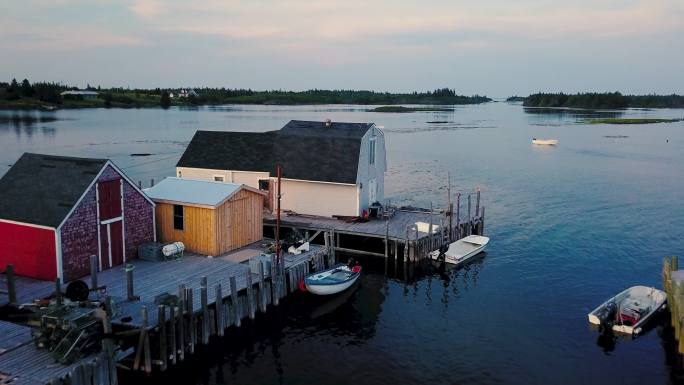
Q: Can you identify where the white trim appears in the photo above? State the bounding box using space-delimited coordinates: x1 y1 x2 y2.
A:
152 205 157 242
152 198 216 210
106 161 156 206
56 159 155 235
107 223 113 268
54 230 63 281
100 216 123 225
356 185 360 216
56 163 108 231
0 218 55 231
120 179 126 263
95 182 102 271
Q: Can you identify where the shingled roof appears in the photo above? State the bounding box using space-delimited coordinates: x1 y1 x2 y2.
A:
177 120 374 184
0 153 107 227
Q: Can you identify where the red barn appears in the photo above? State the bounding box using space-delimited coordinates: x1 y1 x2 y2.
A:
0 153 155 282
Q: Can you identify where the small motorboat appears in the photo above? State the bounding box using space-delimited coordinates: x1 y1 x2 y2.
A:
429 235 490 265
532 138 558 145
587 286 666 335
303 264 362 295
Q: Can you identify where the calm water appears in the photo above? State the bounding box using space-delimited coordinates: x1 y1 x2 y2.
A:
1 103 684 384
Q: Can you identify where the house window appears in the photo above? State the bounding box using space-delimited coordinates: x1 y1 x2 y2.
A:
369 137 376 165
258 179 270 191
213 175 225 182
173 205 184 230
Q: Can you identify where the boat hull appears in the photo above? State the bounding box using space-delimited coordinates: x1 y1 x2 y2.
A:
304 264 361 296
306 275 359 295
532 139 558 145
587 285 666 335
429 235 490 266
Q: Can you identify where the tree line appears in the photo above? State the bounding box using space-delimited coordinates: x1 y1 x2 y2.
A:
523 92 684 109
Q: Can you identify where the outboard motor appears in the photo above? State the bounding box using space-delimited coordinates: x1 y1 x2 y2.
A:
596 301 618 324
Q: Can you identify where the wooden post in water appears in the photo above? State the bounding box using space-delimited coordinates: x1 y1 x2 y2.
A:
481 206 486 235
187 288 195 353
134 306 147 371
200 277 209 344
467 194 472 226
126 264 136 301
456 193 461 240
5 264 16 305
429 202 434 253
414 226 419 262
158 305 168 371
270 254 279 306
103 297 119 384
90 255 98 290
215 284 224 336
246 269 256 320
384 220 389 259
403 226 409 264
476 188 480 219
55 278 63 306
150 178 154 187
170 305 177 365
258 262 266 313
229 275 240 327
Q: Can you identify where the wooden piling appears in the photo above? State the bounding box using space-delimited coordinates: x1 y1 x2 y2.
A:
55 278 63 306
187 288 195 353
134 307 147 371
103 297 119 385
126 264 135 301
158 305 167 371
200 277 209 344
5 264 16 305
258 262 266 313
90 255 98 290
229 275 240 328
215 284 224 336
456 193 461 239
476 188 480 217
245 270 255 320
481 206 486 235
177 304 185 361
170 306 178 365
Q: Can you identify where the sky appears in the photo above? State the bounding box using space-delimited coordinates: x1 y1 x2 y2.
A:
2 0 683 97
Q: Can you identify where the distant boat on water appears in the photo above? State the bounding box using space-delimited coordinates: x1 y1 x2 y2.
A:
532 138 558 145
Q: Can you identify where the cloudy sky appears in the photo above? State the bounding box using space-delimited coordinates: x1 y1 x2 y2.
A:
2 0 683 96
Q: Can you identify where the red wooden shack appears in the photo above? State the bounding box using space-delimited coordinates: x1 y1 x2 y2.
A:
0 153 155 282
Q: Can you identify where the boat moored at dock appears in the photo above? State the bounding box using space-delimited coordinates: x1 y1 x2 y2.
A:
304 264 361 295
429 235 489 265
532 138 559 145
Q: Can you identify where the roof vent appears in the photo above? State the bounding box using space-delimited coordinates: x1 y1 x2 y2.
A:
325 119 332 127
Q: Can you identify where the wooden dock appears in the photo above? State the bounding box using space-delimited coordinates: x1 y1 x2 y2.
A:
663 256 684 357
265 191 485 263
0 243 332 385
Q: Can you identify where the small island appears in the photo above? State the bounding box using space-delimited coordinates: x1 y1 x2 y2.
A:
369 106 454 113
587 118 683 125
506 96 526 102
522 92 684 109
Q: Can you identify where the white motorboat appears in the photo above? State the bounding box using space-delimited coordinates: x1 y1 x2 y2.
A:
429 235 490 265
532 138 558 145
303 264 362 295
587 286 666 335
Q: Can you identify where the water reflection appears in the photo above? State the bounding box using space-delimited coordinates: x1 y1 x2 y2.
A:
0 112 58 138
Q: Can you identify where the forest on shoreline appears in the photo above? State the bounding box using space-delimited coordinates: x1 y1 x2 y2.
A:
0 78 490 109
522 92 684 109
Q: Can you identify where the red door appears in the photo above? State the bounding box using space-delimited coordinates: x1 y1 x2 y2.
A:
98 179 124 269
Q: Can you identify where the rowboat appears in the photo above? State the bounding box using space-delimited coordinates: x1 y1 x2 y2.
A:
429 235 490 265
587 286 666 335
304 264 362 295
532 138 558 145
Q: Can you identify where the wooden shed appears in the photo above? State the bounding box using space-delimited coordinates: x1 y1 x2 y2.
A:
0 153 155 281
145 177 265 256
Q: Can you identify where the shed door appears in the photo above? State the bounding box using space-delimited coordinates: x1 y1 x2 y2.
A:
369 178 377 204
97 179 125 270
